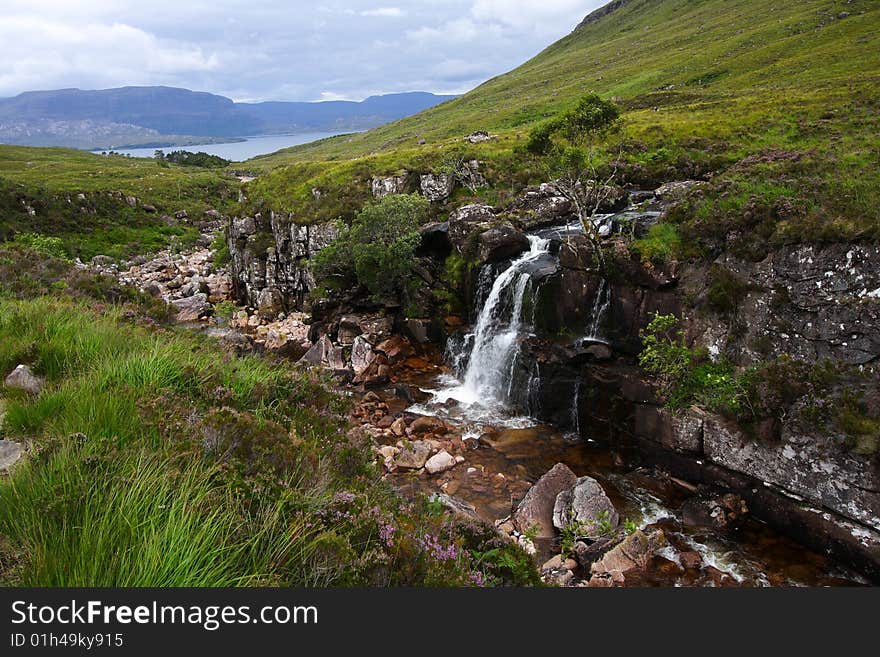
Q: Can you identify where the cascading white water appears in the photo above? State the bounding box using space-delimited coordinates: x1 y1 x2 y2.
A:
410 235 550 425
584 278 611 342
457 235 549 405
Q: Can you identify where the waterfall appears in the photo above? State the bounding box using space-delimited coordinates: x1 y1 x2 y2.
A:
584 279 611 343
457 235 550 405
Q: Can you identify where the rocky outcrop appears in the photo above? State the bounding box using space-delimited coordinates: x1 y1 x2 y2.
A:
420 173 455 202
371 175 408 199
552 476 620 538
227 212 338 314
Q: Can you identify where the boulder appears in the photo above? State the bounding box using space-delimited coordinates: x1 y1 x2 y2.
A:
405 318 432 344
425 450 457 475
374 336 412 364
0 440 23 472
447 204 496 252
477 223 529 263
466 131 492 144
394 441 433 470
420 173 454 202
299 335 334 366
553 476 620 539
371 175 408 199
5 364 44 395
513 463 578 538
419 221 452 255
171 293 212 321
350 336 375 375
655 180 706 201
409 416 446 434
337 316 363 346
590 529 667 580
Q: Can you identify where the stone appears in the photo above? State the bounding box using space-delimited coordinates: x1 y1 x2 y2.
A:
679 551 703 570
513 463 578 538
256 287 284 320
553 476 620 539
171 293 211 321
350 336 375 375
4 364 44 395
655 180 706 201
541 554 578 572
142 204 157 213
572 535 620 570
681 493 749 531
0 440 23 472
374 336 412 364
419 173 454 202
299 335 334 366
419 221 452 255
409 416 446 434
447 204 496 252
394 441 433 470
337 316 363 346
466 130 492 144
425 450 457 474
477 223 529 263
376 445 399 461
371 175 408 199
590 529 667 578
390 418 408 437
405 318 432 344
125 196 138 207
634 405 704 454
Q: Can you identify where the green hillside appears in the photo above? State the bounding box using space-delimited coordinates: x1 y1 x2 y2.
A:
253 0 879 166
241 0 879 248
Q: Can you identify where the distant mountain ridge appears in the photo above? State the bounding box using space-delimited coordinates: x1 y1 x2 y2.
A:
0 86 457 149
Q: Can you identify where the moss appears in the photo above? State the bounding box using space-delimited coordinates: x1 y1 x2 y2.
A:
705 265 754 316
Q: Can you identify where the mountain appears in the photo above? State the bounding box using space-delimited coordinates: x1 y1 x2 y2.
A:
0 87 457 149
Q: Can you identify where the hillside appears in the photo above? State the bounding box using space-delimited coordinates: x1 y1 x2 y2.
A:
0 87 456 150
250 0 878 166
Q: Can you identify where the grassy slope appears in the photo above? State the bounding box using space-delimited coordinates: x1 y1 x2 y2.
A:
254 0 879 166
0 145 238 259
238 0 879 246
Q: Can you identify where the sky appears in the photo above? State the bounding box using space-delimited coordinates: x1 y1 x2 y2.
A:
0 0 606 102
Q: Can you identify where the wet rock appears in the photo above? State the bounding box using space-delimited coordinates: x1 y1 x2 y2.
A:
701 413 880 530
681 492 749 530
4 364 44 395
394 441 433 470
590 529 667 580
0 440 23 472
553 476 620 539
634 405 704 454
420 173 454 202
679 551 703 570
171 293 212 321
572 535 621 570
514 463 578 538
477 223 529 263
507 184 574 230
425 450 457 475
419 221 452 256
409 416 446 434
374 336 412 364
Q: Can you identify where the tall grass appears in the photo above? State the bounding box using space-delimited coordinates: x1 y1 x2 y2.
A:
0 446 311 586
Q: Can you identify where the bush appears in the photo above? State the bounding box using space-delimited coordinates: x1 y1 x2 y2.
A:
639 313 750 415
632 223 683 264
12 233 68 259
311 194 429 301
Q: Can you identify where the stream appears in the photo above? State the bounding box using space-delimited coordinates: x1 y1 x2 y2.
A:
390 199 866 587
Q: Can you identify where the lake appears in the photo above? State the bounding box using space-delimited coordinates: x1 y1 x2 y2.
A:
95 132 349 162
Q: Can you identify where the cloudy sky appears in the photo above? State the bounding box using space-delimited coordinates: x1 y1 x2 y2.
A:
0 0 606 102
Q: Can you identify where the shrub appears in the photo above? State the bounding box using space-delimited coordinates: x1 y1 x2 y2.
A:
632 223 683 264
639 313 750 415
12 233 68 259
311 194 429 301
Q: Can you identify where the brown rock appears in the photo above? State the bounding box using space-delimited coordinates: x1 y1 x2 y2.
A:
513 463 578 538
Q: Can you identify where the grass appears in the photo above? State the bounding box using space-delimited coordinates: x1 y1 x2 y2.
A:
0 145 238 259
0 263 539 586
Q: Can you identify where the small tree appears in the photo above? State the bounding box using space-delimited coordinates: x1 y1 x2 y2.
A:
527 94 622 265
311 193 429 301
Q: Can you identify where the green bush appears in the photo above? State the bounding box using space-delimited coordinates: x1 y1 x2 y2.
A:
639 313 750 415
632 223 683 264
12 233 68 259
311 193 429 301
